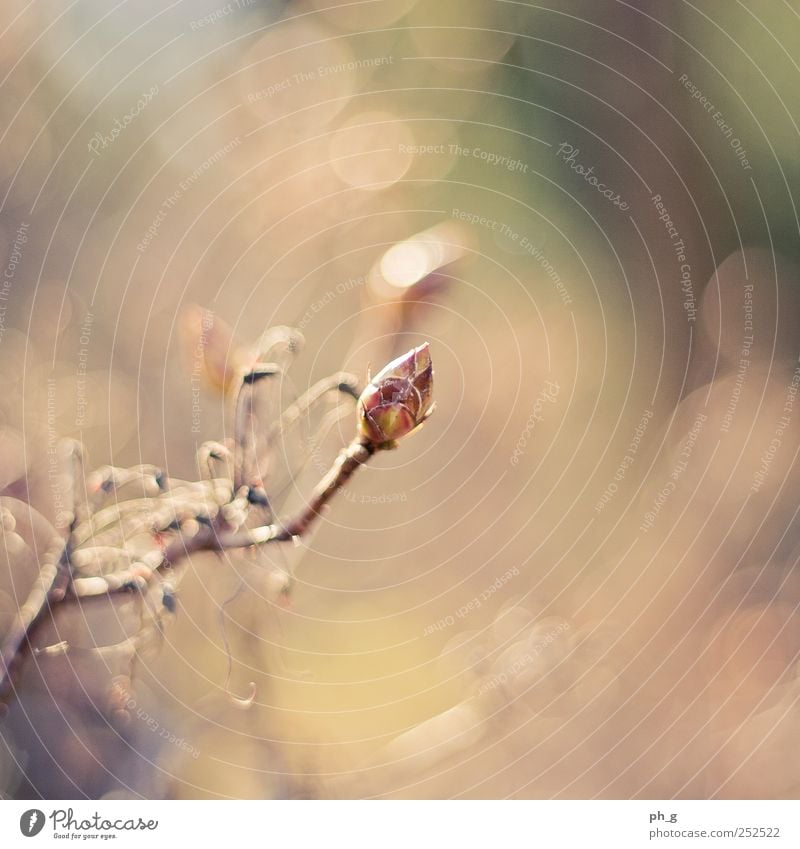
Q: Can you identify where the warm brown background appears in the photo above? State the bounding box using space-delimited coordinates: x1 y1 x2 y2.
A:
1 0 800 799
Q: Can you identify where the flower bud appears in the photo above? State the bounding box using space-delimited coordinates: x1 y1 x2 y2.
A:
358 343 434 446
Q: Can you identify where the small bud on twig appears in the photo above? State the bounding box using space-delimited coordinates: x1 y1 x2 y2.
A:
357 343 435 447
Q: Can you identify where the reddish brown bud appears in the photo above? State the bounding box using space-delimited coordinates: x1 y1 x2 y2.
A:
357 343 434 446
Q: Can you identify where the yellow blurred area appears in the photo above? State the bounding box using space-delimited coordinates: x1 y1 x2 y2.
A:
0 0 799 801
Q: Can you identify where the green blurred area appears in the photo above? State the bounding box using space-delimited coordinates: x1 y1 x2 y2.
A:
1 0 800 799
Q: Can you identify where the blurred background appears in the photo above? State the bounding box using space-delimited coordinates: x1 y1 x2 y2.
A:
1 0 800 799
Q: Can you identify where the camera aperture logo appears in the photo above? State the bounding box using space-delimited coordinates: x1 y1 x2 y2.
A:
20 810 46 837
18 808 158 839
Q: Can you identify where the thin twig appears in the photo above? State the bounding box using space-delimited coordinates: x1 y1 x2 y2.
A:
274 436 376 540
0 538 69 702
0 330 423 710
0 435 377 705
162 437 377 562
264 372 360 446
234 364 280 490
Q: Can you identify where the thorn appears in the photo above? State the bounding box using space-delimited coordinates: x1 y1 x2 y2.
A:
246 486 270 507
242 363 280 385
228 681 257 710
161 585 177 612
338 380 360 399
34 640 70 656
